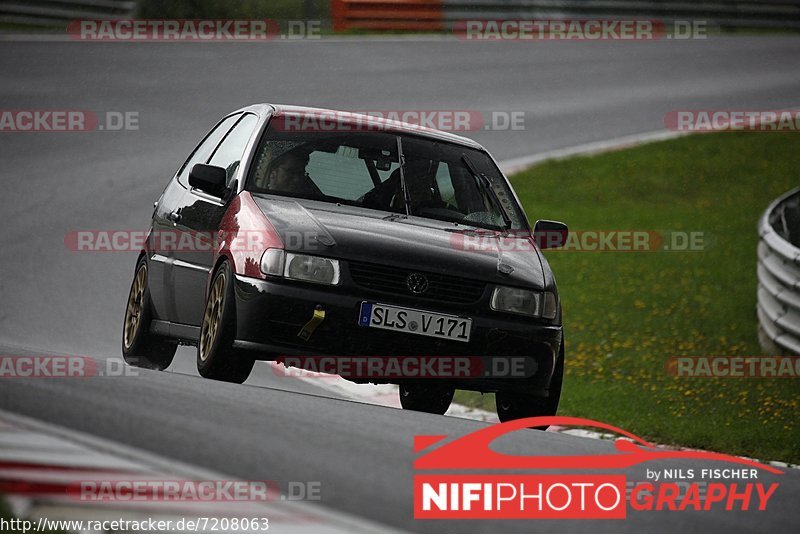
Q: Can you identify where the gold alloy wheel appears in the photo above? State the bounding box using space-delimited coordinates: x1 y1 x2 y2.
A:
199 272 226 362
123 264 147 350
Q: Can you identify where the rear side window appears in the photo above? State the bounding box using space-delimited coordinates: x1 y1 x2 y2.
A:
176 114 240 186
208 114 259 186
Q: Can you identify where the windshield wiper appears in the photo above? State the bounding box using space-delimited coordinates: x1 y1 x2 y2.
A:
461 154 512 232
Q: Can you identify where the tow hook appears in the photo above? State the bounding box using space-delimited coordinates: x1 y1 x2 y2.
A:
297 305 325 341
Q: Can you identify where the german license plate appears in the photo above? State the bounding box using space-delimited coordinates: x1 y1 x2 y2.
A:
358 302 471 342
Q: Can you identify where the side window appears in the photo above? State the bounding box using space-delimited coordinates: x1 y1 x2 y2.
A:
176 114 240 186
208 114 259 186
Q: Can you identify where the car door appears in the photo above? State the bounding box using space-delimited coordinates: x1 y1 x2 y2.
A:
150 113 241 323
171 113 259 326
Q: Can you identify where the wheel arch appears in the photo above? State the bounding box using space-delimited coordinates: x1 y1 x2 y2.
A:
207 253 233 299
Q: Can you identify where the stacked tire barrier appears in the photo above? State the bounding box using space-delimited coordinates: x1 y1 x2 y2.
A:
331 0 800 32
0 0 136 28
757 187 800 356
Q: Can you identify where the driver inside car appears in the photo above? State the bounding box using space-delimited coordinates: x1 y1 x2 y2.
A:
265 148 324 198
392 159 451 214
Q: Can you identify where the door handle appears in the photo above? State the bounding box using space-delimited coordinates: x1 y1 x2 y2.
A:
168 209 182 224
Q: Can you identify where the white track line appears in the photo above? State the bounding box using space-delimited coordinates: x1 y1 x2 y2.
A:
498 129 690 175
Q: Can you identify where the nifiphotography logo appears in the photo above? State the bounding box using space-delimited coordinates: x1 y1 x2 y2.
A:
413 417 782 519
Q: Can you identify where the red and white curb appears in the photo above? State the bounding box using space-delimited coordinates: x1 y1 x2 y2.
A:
0 408 405 533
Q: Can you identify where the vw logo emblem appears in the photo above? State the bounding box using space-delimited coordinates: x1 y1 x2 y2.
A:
406 273 429 295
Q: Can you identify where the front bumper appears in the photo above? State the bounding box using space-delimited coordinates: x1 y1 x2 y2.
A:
232 275 563 395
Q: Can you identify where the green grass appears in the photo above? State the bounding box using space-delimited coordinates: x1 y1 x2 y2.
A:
454 131 800 463
0 22 65 33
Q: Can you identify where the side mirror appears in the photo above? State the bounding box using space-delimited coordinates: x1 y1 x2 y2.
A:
533 220 568 250
189 163 228 198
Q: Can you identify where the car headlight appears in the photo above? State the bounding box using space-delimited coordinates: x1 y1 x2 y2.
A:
491 286 557 319
260 249 340 286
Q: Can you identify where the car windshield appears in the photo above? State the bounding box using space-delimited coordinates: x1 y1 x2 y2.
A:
246 123 526 231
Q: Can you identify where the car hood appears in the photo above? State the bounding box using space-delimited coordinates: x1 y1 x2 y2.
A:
252 195 548 289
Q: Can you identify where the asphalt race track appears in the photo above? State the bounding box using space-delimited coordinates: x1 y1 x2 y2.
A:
1 36 800 532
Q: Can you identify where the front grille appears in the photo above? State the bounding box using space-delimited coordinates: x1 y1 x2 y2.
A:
348 261 486 304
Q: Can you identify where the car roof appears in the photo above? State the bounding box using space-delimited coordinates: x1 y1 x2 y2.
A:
233 103 487 151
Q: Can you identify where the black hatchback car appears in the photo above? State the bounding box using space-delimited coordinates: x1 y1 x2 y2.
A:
122 104 567 421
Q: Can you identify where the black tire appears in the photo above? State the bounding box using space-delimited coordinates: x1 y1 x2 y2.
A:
197 260 254 384
495 340 564 428
122 257 177 370
399 383 455 415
